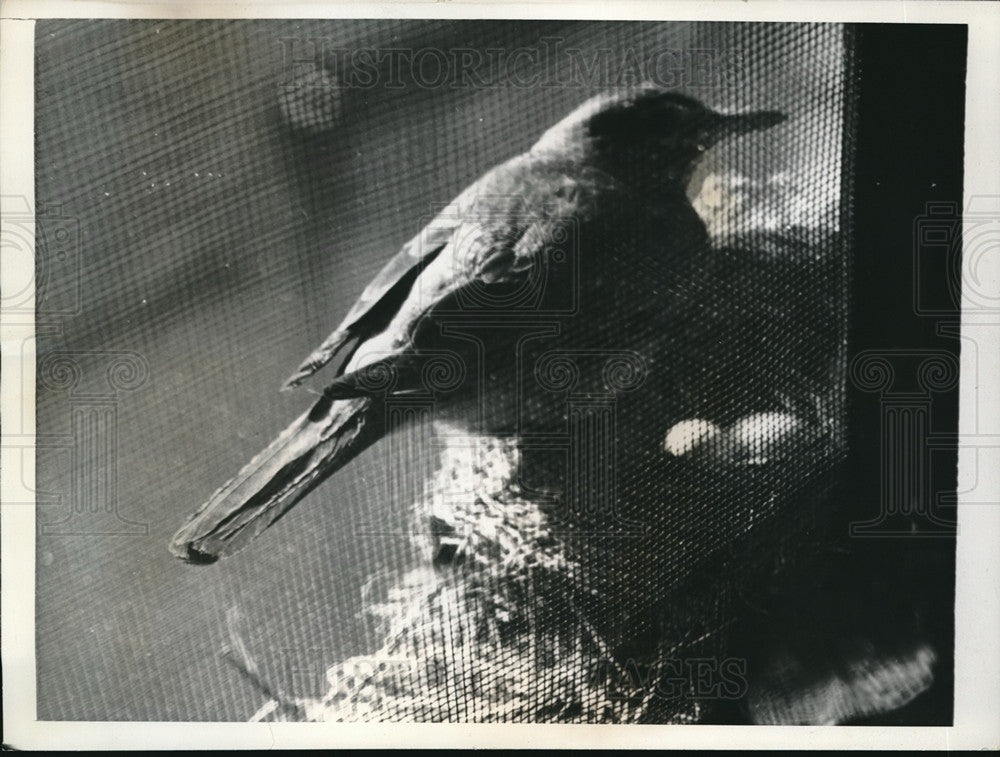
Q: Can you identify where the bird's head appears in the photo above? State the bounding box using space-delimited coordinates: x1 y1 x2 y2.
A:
532 86 785 189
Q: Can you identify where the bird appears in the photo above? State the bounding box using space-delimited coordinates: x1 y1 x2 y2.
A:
170 86 786 565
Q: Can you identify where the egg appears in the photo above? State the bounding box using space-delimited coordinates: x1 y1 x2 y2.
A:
663 418 721 457
724 412 807 466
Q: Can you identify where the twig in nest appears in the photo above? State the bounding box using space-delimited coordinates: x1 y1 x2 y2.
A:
567 596 629 686
223 608 305 721
636 619 735 722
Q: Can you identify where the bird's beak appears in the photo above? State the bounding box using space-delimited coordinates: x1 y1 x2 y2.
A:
712 109 787 139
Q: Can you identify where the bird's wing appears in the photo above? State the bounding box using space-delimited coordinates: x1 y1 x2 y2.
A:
319 175 593 400
283 161 528 389
282 226 450 388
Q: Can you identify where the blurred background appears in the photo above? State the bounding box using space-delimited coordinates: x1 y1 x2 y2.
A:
33 19 950 723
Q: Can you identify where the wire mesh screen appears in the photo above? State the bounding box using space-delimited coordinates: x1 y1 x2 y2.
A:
33 19 942 724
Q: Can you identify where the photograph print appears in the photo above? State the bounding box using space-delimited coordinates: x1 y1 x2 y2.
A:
20 16 971 729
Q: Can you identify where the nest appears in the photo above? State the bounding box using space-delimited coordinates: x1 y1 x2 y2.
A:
227 410 934 726
245 435 720 723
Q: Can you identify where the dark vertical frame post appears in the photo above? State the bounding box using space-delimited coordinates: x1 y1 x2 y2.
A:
847 22 967 724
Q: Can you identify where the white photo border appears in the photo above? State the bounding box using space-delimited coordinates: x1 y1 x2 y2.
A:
2 0 998 750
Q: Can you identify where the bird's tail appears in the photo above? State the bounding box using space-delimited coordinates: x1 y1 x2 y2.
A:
170 394 379 564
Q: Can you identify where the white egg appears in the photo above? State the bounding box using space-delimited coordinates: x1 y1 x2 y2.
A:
725 412 806 465
663 418 721 457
